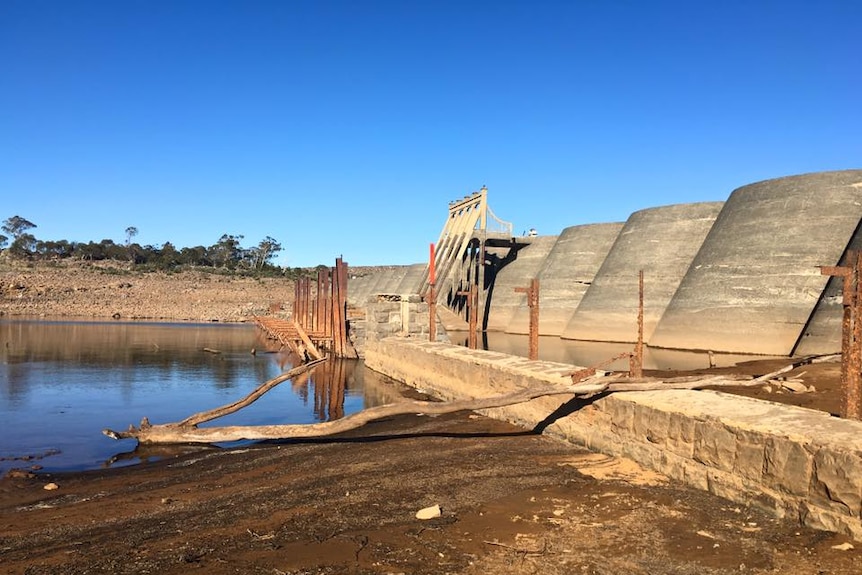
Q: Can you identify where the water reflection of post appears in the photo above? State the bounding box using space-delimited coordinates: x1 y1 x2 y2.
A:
328 359 346 420
313 366 326 420
307 359 350 421
292 370 311 403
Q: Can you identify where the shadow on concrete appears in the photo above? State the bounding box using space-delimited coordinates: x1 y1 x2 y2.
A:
531 393 608 434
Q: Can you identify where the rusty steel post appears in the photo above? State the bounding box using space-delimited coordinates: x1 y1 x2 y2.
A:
469 283 479 349
293 280 300 323
630 269 645 378
456 282 479 349
529 278 539 360
330 257 352 358
314 269 327 335
821 252 862 419
850 252 862 419
429 243 437 342
302 277 312 330
515 278 539 360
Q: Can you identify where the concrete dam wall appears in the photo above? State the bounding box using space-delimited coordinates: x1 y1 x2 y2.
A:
506 223 623 336
561 202 724 344
650 170 862 355
484 235 559 332
346 169 862 356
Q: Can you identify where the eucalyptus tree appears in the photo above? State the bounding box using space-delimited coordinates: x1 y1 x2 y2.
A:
125 226 139 263
251 236 283 270
2 215 37 258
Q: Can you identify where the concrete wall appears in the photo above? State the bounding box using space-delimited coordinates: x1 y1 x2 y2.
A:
561 202 723 344
506 223 623 336
795 225 862 355
651 171 862 355
347 274 374 306
351 170 862 356
484 235 558 332
365 338 862 540
378 266 410 294
394 263 426 295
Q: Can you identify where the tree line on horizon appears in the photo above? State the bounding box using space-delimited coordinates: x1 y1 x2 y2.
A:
0 215 298 276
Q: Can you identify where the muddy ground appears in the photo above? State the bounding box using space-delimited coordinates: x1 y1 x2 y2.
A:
1 380 860 575
1 262 861 573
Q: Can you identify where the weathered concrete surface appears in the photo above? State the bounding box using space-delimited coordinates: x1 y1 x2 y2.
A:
394 263 426 295
651 170 862 355
562 202 723 344
506 223 623 336
347 274 374 306
365 337 862 540
796 217 862 355
484 235 558 332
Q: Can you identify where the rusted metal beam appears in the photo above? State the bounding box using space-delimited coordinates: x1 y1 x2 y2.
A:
456 282 480 350
514 278 539 360
821 251 862 419
629 270 644 378
429 243 437 342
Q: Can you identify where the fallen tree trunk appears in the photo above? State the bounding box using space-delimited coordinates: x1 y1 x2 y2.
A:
103 358 817 445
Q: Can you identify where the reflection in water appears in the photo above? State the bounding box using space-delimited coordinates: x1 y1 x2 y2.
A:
103 443 221 468
449 331 781 370
0 319 398 474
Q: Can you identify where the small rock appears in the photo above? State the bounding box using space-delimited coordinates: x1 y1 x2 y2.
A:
43 482 59 490
779 379 810 393
415 504 442 520
831 542 854 551
4 468 35 479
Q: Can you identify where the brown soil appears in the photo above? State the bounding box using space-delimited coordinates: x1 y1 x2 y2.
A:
0 260 294 322
1 261 860 573
2 407 860 575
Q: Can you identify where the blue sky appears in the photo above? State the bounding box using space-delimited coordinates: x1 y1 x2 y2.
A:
1 1 859 268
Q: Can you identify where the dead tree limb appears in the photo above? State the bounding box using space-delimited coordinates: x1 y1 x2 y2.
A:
177 358 327 427
101 357 818 445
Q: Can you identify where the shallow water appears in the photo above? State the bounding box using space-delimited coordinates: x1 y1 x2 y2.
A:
0 319 397 474
450 331 779 370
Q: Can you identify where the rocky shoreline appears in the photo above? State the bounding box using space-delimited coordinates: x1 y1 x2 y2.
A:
0 260 295 322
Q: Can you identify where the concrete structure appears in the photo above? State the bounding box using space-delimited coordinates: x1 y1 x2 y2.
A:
484 235 558 332
651 171 862 355
506 223 623 336
378 266 409 294
394 263 425 295
347 273 377 306
348 170 862 357
562 202 723 344
796 228 862 355
365 338 862 540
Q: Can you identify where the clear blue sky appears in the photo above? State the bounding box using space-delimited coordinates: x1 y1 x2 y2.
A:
1 1 859 268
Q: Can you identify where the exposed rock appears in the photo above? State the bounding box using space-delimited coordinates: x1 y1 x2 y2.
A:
415 504 442 520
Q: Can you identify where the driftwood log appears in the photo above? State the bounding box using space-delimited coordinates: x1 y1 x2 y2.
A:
103 355 832 445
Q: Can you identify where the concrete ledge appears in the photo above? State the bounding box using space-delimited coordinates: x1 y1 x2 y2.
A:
365 337 862 540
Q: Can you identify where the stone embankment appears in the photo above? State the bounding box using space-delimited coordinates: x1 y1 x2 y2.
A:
365 337 862 541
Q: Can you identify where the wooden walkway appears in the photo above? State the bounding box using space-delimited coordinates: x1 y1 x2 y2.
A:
253 316 328 360
254 257 358 360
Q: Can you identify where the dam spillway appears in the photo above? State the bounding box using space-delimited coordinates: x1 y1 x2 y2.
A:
650 170 862 355
346 169 862 358
505 223 623 336
560 202 724 344
484 235 559 333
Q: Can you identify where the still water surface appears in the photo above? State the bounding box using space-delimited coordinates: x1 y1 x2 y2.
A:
0 319 399 475
451 331 774 371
